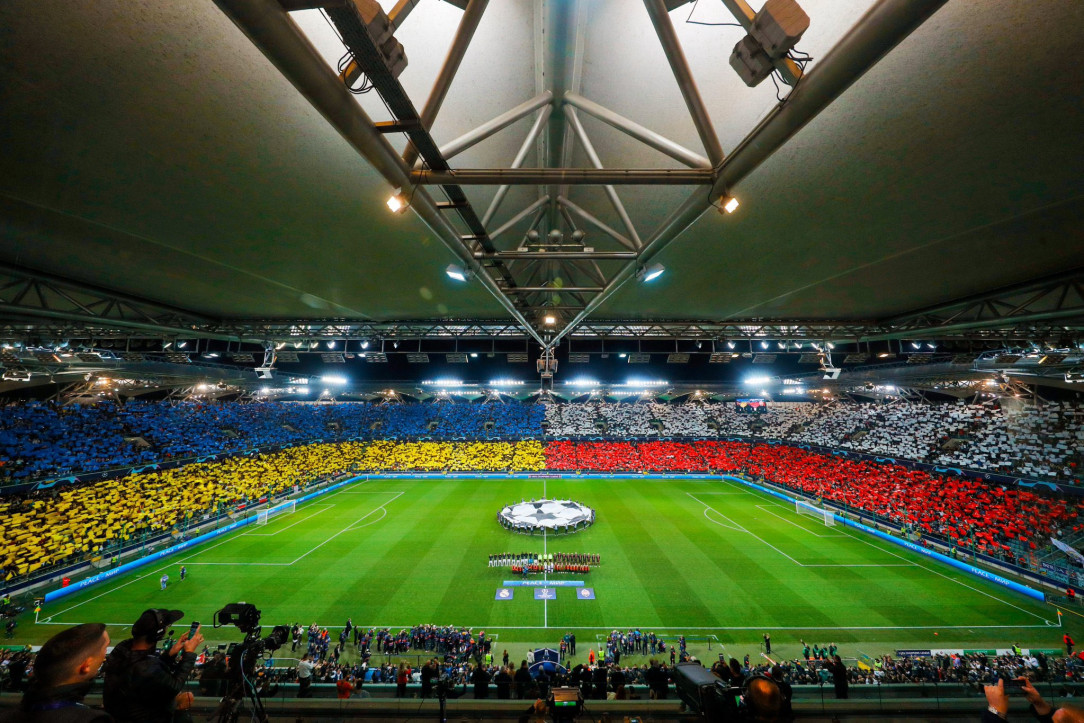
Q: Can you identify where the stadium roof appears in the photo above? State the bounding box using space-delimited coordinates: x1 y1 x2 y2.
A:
1 0 1083 353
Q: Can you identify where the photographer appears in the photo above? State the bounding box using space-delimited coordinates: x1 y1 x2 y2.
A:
102 609 203 723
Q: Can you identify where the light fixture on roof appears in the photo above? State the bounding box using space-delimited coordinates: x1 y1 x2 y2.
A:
446 264 473 282
761 341 770 349
727 341 736 350
361 340 370 349
543 314 557 326
387 188 409 214
470 353 478 358
718 195 740 214
327 341 337 349
638 263 665 283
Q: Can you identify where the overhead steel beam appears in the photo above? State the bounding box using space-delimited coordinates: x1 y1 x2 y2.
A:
475 251 638 260
564 92 710 169
413 168 713 185
866 268 1084 340
213 0 545 347
488 195 551 242
549 0 951 349
438 91 553 161
402 0 489 169
642 0 725 166
482 104 553 227
564 105 642 247
3 315 1072 343
556 196 637 252
714 0 949 197
506 287 603 294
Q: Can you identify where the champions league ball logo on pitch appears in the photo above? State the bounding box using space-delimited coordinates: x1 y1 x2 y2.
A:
497 499 595 535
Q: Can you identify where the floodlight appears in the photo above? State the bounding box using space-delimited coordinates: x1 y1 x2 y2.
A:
321 374 348 384
727 341 736 349
387 188 409 214
470 353 478 358
719 195 740 214
744 375 771 385
760 341 769 349
639 263 665 282
361 340 370 349
327 341 337 349
619 353 627 358
544 315 557 325
446 264 472 282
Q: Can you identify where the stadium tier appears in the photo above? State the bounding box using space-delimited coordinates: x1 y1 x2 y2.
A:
2 400 1082 483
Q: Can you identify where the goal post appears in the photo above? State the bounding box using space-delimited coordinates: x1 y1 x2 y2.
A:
257 499 296 525
796 499 835 526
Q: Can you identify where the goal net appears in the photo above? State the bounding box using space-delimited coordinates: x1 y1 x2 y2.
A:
796 499 835 526
257 500 296 525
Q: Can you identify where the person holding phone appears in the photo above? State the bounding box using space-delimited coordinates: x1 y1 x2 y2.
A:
102 609 203 723
983 676 1084 722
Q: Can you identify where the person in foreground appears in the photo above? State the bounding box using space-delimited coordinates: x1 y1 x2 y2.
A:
0 623 111 722
984 677 1084 722
102 609 203 723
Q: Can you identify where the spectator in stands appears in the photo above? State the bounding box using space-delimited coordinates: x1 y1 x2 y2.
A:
984 677 1084 722
0 622 110 723
825 655 848 699
102 609 202 723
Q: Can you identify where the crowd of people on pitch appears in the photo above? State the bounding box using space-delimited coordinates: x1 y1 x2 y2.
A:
488 553 600 568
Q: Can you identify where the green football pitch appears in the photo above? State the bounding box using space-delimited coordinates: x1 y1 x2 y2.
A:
20 475 1077 660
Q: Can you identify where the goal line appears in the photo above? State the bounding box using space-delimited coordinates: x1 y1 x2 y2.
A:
257 499 297 525
796 499 835 526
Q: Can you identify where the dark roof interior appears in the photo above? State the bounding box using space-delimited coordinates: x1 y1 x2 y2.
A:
0 0 1082 340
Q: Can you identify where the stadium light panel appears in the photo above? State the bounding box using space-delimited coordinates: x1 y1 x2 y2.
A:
744 375 771 385
321 374 348 384
760 341 769 349
720 195 739 214
544 315 557 325
445 264 471 282
470 353 479 358
639 263 665 282
387 188 409 214
727 341 736 349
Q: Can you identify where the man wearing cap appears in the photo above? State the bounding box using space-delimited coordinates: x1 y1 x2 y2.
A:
102 609 203 723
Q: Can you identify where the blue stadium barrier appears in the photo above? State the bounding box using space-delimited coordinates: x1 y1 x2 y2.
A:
42 475 365 603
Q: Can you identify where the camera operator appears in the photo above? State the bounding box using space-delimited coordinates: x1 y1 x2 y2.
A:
102 609 203 723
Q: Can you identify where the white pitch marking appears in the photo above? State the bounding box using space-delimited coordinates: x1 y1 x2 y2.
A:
726 479 1051 624
755 505 846 538
43 482 378 619
243 504 335 536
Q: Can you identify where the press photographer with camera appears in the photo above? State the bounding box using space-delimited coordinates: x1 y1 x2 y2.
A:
102 609 203 723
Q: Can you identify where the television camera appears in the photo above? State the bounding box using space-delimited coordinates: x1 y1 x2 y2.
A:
210 603 289 723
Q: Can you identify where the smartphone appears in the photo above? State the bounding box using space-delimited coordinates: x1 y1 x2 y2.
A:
188 621 200 639
1003 678 1025 689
